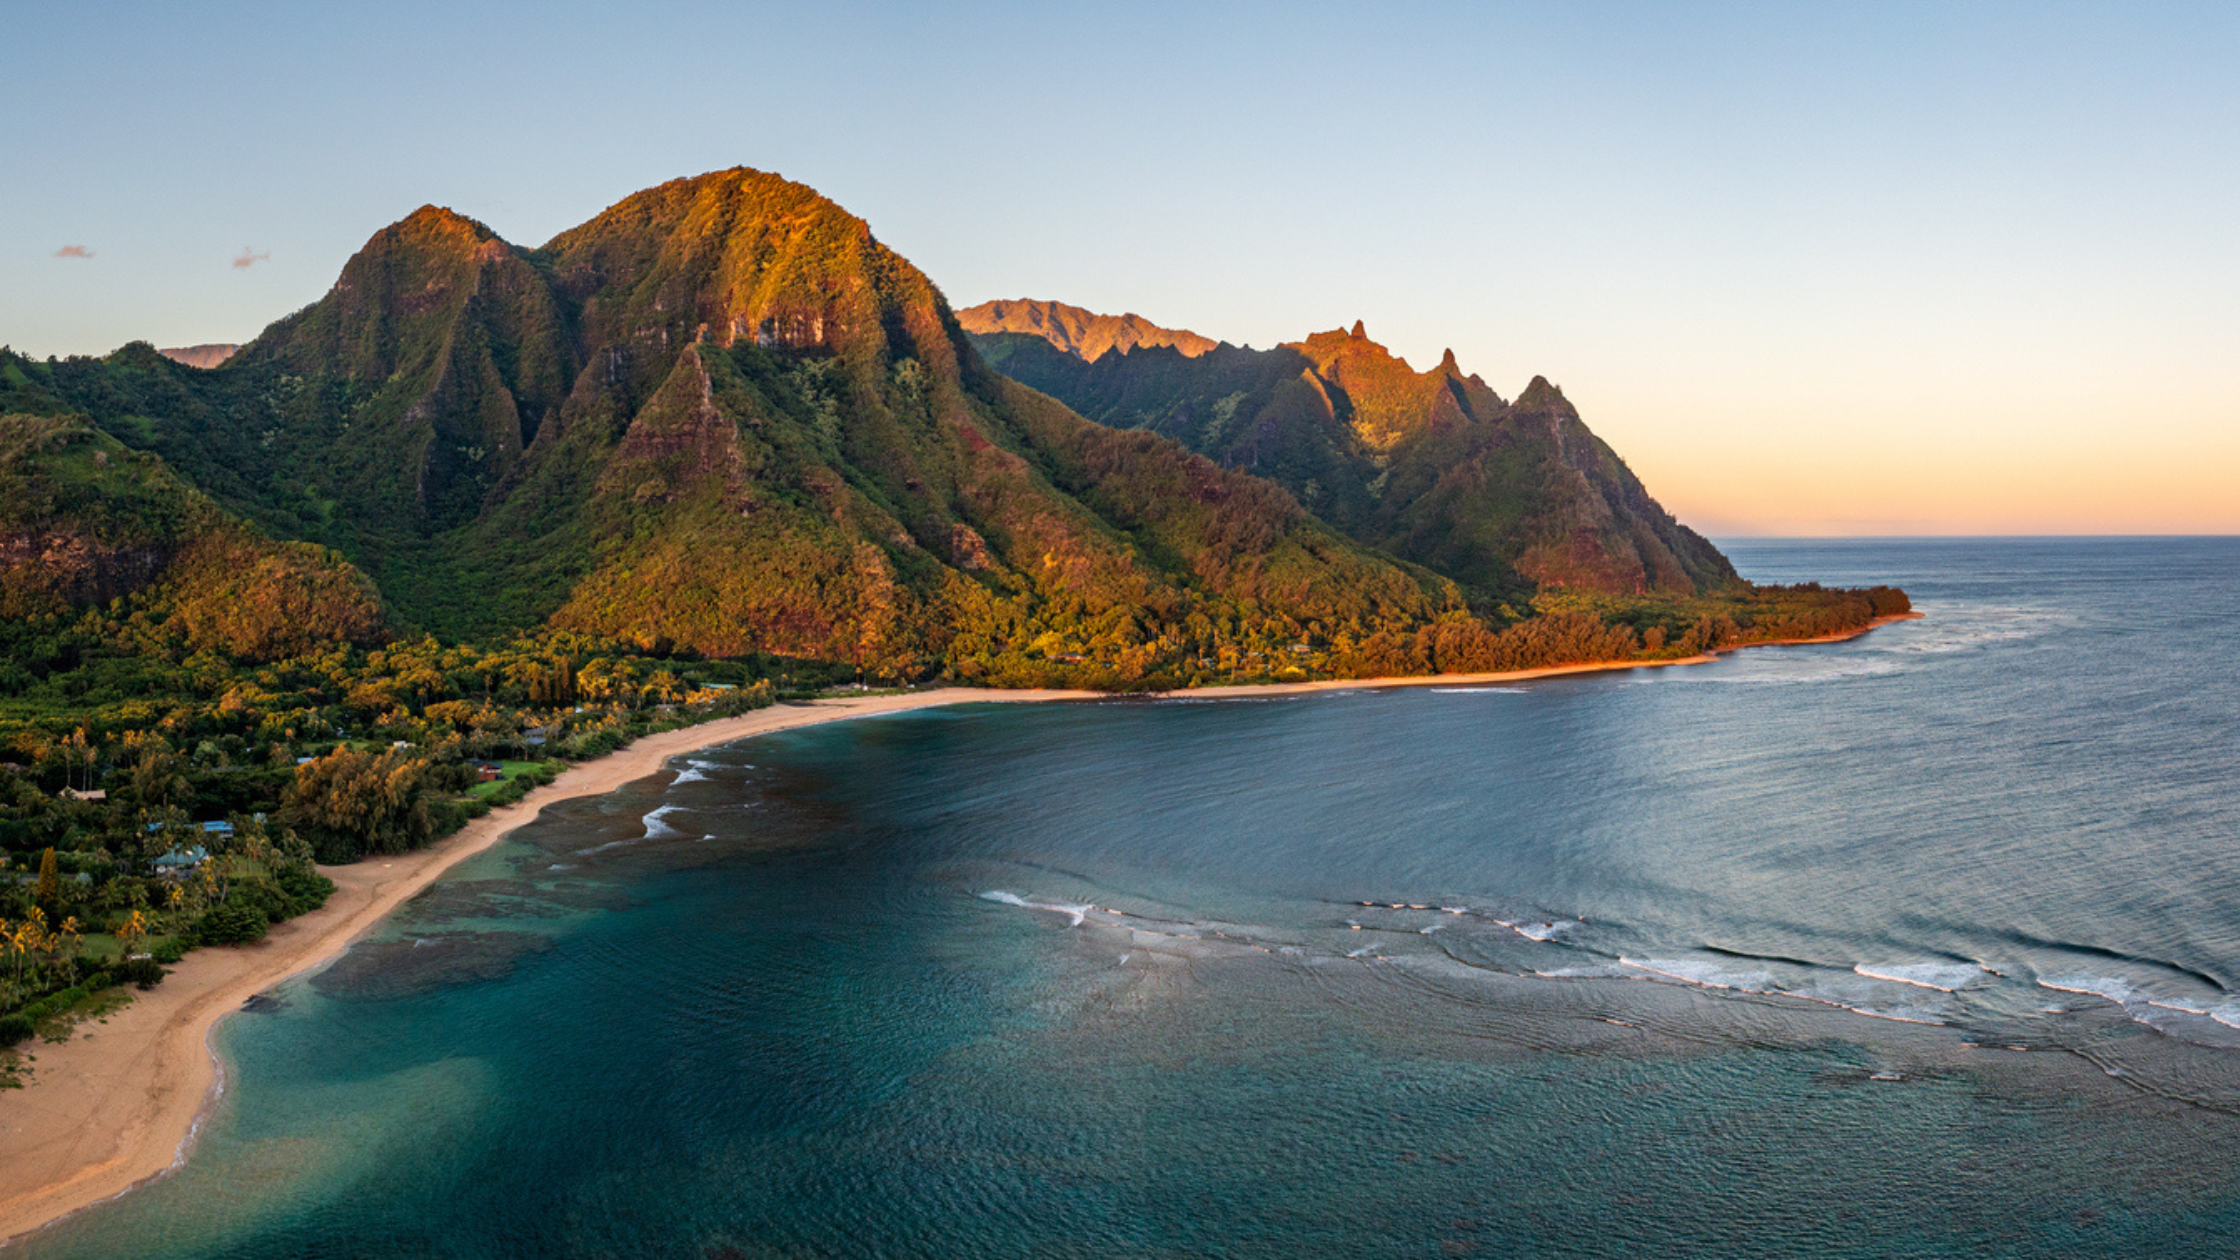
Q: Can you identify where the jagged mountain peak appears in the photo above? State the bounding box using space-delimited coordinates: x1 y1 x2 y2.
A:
963 300 1735 599
1512 375 1571 413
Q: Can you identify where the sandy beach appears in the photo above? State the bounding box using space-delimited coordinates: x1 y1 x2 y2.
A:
0 687 1093 1245
0 613 1915 1244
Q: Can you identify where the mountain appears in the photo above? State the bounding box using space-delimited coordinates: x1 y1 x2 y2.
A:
959 299 1218 362
964 307 1738 602
1 170 1469 686
0 411 385 659
156 344 239 369
0 169 1902 689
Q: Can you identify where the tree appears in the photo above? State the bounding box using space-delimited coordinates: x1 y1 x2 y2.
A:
279 746 435 861
34 848 58 907
117 908 149 958
128 735 190 809
57 728 95 793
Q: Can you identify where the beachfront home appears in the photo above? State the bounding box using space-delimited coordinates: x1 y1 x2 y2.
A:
58 788 107 802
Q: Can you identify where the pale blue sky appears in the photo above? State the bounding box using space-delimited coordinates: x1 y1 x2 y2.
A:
5 1 2235 532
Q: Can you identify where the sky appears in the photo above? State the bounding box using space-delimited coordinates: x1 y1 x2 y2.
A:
4 0 2234 535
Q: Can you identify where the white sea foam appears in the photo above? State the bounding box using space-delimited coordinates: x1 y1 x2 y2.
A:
1853 962 1989 993
1532 965 1634 979
1618 958 1775 992
1665 662 1901 686
642 804 691 840
2037 975 2146 1005
2031 976 2240 1038
1787 988 1950 1026
1496 918 1579 942
1886 612 2049 656
980 890 1096 927
547 863 574 871
668 757 724 785
1428 687 1528 694
2136 998 2240 1032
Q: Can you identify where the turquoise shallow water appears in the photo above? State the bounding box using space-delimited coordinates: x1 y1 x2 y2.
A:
17 539 2240 1258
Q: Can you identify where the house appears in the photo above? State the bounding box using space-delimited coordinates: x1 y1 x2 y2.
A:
468 759 504 783
59 788 107 802
153 845 210 874
199 819 236 839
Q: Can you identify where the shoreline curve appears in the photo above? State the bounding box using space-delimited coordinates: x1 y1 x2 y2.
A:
0 611 1917 1245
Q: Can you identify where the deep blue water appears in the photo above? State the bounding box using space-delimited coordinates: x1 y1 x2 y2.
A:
17 538 2240 1258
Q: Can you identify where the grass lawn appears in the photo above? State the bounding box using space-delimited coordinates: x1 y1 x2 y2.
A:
466 760 558 799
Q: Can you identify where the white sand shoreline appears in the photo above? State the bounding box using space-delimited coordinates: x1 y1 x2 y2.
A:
0 611 1917 1245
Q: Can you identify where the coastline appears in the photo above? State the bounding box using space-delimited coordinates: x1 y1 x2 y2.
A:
1161 612 1923 698
0 611 1917 1244
0 688 1095 1245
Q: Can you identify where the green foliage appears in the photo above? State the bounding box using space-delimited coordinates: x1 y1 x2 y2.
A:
113 956 165 989
192 899 267 945
279 746 434 862
2 169 1903 710
964 318 1742 602
0 410 388 657
1 971 112 1044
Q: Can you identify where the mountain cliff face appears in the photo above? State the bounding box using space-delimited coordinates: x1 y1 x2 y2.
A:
4 170 1464 683
959 299 1219 362
966 309 1738 601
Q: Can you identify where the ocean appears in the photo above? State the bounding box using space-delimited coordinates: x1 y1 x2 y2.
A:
18 538 2240 1258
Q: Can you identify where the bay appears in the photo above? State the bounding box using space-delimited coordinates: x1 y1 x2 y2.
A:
21 538 2240 1258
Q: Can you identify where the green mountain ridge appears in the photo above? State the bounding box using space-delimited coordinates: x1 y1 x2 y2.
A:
0 167 1901 690
0 411 386 661
2 170 1480 686
963 304 1737 601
